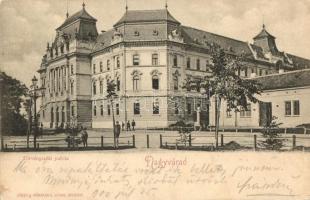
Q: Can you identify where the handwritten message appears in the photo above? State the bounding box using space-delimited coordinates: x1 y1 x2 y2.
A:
1 152 309 200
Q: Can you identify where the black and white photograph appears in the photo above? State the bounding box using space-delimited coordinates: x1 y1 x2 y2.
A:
0 0 310 199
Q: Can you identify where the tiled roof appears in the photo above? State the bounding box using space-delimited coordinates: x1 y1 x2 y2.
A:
181 26 253 57
57 8 97 30
114 9 180 26
252 69 310 90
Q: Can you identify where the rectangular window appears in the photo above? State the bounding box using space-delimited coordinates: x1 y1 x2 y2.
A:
116 57 120 68
117 78 120 91
107 105 111 116
107 60 110 71
285 101 291 116
100 105 103 116
93 105 97 116
100 62 103 72
93 64 96 74
116 103 119 115
187 57 191 69
134 103 140 115
152 54 158 65
240 103 251 117
244 68 248 77
71 65 74 74
187 103 191 115
133 77 139 91
293 100 300 115
173 55 178 67
152 77 159 90
196 59 200 70
259 69 263 76
133 54 140 66
71 106 74 116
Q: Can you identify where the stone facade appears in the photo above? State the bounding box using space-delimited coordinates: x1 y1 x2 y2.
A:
38 4 310 129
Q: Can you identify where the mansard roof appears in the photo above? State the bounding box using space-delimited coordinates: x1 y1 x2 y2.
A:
181 26 253 57
57 7 97 30
114 9 180 26
252 69 310 90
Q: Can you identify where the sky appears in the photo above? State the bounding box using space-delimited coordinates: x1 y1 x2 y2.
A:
0 0 310 86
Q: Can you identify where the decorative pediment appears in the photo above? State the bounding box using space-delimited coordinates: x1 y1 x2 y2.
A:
150 69 162 76
98 75 104 81
131 70 143 77
173 70 181 77
105 74 111 80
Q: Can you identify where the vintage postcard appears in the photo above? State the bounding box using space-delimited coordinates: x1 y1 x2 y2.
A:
0 0 310 199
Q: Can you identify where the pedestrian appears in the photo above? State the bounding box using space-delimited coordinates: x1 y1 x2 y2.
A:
131 119 136 131
121 121 125 131
83 127 88 147
126 120 131 131
115 121 121 148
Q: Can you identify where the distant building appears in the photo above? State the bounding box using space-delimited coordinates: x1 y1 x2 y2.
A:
210 69 310 128
38 3 310 129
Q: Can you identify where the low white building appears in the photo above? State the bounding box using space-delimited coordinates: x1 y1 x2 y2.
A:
210 69 310 128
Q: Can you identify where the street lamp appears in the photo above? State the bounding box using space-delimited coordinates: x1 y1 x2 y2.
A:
29 75 45 149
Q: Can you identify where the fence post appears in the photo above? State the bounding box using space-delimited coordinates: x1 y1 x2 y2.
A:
101 136 104 148
235 128 238 133
284 128 287 134
5 144 7 150
250 128 253 134
254 134 257 151
175 141 178 150
160 134 162 148
37 143 39 149
189 134 192 147
221 134 224 147
147 134 149 148
165 142 167 148
304 128 307 135
132 135 135 148
292 135 296 150
13 144 16 151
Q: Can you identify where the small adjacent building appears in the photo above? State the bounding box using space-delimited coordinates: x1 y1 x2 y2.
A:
210 69 310 128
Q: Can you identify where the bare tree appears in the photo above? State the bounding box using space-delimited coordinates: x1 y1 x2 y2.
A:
106 79 118 148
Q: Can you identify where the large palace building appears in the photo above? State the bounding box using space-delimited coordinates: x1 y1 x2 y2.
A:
38 3 310 129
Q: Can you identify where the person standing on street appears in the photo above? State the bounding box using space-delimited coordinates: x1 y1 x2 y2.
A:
131 119 136 131
121 121 125 131
115 121 121 148
126 120 131 131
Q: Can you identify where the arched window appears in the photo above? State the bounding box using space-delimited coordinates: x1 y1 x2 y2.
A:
56 107 59 123
93 81 97 95
70 82 74 95
61 106 65 123
116 77 120 91
100 61 103 72
152 75 159 90
133 75 139 91
173 75 178 90
100 81 103 94
100 105 104 116
116 57 120 68
51 107 54 123
153 99 160 114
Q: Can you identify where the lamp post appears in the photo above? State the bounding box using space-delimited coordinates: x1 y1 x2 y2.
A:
30 75 45 149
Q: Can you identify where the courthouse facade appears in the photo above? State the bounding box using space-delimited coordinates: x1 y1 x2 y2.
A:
38 4 310 128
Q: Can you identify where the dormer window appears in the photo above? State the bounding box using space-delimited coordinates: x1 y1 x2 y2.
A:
153 30 159 36
134 31 139 36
